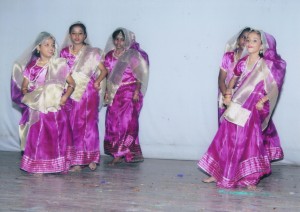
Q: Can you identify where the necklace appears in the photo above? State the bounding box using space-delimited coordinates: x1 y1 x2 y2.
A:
36 58 49 67
70 44 84 55
113 49 125 58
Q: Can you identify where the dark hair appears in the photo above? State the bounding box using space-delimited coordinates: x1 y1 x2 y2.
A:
112 29 125 40
33 49 40 57
238 27 251 40
69 22 87 35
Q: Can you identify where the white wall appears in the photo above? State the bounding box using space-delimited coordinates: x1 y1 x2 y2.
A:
1 0 299 164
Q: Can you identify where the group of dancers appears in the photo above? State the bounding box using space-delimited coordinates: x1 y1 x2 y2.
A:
11 23 286 190
11 22 149 173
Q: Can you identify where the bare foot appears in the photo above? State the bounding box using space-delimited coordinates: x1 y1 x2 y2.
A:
108 157 123 166
247 185 257 190
202 177 216 183
88 162 97 171
69 165 82 172
129 156 144 163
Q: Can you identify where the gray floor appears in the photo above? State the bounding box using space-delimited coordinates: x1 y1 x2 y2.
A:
0 151 300 212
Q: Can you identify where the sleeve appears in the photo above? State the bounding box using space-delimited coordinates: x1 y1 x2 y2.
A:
233 58 246 77
220 52 234 72
103 51 113 70
23 61 34 79
60 47 67 58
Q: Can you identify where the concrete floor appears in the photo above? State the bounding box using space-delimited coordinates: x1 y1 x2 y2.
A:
0 151 299 212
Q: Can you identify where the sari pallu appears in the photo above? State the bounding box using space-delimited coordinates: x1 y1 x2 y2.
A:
60 45 104 165
12 58 73 173
198 58 280 188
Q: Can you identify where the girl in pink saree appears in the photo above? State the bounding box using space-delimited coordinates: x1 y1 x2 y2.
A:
11 32 75 173
219 28 284 162
103 28 149 165
60 22 108 171
198 30 286 189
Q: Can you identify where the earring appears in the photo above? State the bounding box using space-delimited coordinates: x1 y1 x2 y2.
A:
37 50 40 54
259 49 263 54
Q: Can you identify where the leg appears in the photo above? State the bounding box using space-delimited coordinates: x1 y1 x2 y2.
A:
108 157 124 166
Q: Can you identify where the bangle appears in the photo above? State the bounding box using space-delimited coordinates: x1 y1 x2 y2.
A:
22 88 28 91
68 84 75 89
224 94 231 97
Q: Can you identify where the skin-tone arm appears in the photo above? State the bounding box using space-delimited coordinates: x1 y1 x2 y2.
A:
223 75 239 106
21 78 30 95
60 74 76 106
255 95 269 110
133 82 141 102
218 69 228 96
94 62 108 90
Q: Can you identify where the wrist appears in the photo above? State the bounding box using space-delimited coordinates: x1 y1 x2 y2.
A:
68 84 75 90
225 89 232 95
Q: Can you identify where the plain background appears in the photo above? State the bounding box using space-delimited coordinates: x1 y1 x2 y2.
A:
1 0 299 164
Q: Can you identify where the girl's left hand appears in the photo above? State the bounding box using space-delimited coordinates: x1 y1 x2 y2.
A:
133 91 139 102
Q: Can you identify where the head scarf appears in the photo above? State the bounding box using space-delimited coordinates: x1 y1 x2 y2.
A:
224 27 251 53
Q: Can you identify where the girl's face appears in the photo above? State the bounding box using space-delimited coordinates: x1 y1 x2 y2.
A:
246 32 262 55
113 33 125 50
238 31 249 49
38 37 55 59
70 26 86 45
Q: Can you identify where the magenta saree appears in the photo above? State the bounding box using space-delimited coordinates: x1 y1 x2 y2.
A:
199 31 286 188
11 58 73 173
219 52 284 162
103 50 145 162
60 46 102 166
